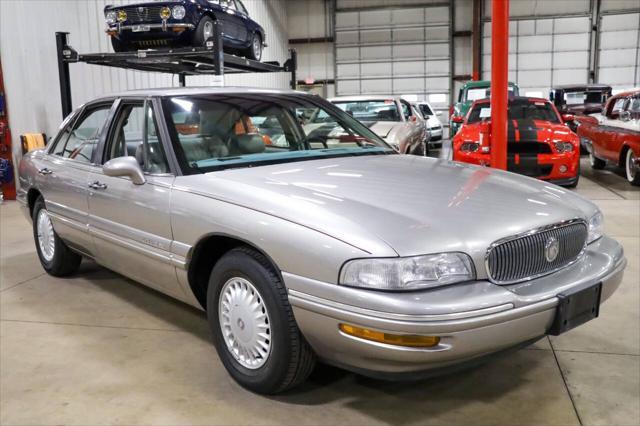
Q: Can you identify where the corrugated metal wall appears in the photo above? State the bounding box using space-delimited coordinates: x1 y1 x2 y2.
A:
0 0 289 165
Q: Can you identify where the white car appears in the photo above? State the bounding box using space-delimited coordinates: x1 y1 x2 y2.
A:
329 96 428 155
416 102 444 145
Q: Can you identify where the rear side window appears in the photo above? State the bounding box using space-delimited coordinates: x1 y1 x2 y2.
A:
51 104 112 163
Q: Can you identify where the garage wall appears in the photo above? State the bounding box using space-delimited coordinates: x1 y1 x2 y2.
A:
597 11 640 90
482 16 592 97
0 0 289 166
287 0 335 97
334 1 452 113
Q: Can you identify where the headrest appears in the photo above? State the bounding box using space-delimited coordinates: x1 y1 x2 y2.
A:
235 134 265 154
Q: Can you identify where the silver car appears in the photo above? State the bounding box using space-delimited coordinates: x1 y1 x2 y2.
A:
18 87 626 394
329 95 428 155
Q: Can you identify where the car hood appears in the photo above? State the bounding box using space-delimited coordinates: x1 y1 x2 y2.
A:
362 121 399 139
178 155 597 270
459 119 577 143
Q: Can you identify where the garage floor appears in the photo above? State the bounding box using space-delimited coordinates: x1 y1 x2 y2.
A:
1 151 639 425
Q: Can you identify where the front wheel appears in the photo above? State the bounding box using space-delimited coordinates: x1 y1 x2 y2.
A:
193 16 215 46
625 149 640 186
32 196 82 276
207 247 315 394
246 33 262 61
110 37 131 52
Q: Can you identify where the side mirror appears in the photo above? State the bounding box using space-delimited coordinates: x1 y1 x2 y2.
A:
103 156 146 185
562 114 575 123
620 110 631 122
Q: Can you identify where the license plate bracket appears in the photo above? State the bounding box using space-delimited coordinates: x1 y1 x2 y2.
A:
549 283 602 336
132 25 150 32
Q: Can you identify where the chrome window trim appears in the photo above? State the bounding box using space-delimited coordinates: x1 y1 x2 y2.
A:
484 218 588 285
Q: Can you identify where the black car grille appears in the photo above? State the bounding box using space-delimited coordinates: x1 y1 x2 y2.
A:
123 6 164 23
508 142 552 154
486 221 588 284
507 160 553 177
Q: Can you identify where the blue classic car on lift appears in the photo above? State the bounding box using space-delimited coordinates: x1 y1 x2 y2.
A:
104 0 266 60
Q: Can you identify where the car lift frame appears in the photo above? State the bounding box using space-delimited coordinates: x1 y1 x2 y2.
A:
55 20 297 118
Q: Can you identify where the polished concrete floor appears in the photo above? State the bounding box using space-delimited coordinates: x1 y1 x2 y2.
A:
1 150 638 425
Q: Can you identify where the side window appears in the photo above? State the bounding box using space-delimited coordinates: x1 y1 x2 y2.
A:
608 98 627 119
220 0 235 9
106 102 169 174
51 105 111 163
234 0 248 14
400 101 411 120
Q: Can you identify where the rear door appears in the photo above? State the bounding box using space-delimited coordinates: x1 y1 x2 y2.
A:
87 98 183 298
35 102 114 256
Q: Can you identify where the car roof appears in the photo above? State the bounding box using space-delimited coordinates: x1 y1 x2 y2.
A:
328 95 401 102
101 86 306 99
461 80 518 89
473 96 550 104
611 89 640 98
552 84 612 91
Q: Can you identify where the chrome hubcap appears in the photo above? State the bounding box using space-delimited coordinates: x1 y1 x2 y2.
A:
203 21 213 40
253 36 261 59
627 150 637 181
219 277 271 369
36 209 55 262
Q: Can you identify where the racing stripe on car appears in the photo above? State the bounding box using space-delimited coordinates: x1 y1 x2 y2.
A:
517 119 539 142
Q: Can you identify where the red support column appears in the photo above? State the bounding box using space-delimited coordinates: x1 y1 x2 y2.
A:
490 0 509 170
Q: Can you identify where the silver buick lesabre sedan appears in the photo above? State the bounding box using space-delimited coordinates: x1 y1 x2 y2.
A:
18 87 626 394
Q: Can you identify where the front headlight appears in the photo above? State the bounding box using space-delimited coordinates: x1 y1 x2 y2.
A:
587 211 604 244
160 6 171 20
554 141 574 153
105 11 117 25
172 5 186 19
117 9 127 22
339 253 475 291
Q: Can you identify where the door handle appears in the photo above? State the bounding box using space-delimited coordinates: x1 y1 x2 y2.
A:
88 181 108 190
38 168 53 175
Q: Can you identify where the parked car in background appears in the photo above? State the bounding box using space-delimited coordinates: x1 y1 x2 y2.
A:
330 96 428 155
104 0 266 60
416 101 444 146
577 89 640 186
18 87 625 394
450 80 520 136
453 97 580 187
549 84 612 133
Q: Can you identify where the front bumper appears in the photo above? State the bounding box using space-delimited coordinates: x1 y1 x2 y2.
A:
286 236 625 377
107 23 195 34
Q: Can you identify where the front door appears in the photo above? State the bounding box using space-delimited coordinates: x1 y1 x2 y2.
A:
34 102 113 256
87 99 183 298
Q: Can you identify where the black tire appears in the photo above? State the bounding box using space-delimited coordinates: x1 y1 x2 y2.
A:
193 16 215 47
207 247 315 394
624 148 640 186
32 196 82 277
590 151 606 170
246 32 262 61
110 37 131 53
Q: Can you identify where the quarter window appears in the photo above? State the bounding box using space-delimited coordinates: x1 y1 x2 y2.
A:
234 0 248 14
608 98 628 118
51 105 111 163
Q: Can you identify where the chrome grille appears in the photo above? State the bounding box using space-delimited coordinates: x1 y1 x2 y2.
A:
486 221 588 284
123 6 163 23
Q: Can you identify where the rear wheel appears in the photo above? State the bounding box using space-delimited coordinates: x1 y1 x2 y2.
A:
207 247 315 394
625 149 640 186
589 151 606 170
32 196 82 276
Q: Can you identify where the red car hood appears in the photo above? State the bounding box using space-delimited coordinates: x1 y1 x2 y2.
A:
458 119 576 143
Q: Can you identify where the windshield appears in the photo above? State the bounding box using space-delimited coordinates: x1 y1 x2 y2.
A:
467 100 560 124
419 104 434 116
162 94 393 173
332 100 401 122
465 85 517 102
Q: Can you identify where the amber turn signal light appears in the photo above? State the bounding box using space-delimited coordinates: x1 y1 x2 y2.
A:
339 324 440 348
